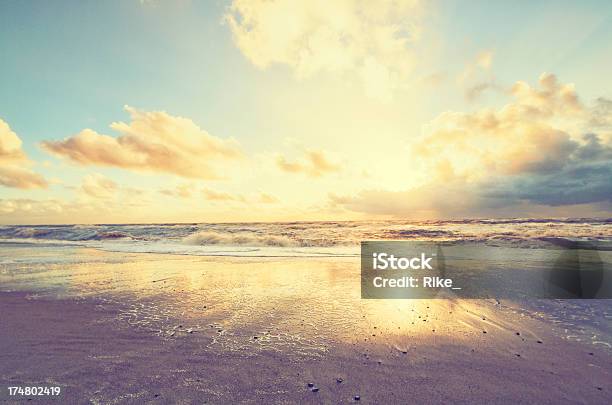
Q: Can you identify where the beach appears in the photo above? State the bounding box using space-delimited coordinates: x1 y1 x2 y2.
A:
3 0 612 402
1 240 610 404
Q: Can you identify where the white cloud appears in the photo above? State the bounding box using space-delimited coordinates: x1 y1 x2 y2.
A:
333 73 612 217
226 0 423 100
42 106 243 179
0 118 47 189
276 149 340 177
81 174 118 199
202 188 246 203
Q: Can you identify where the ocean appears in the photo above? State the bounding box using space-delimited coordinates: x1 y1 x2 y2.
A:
0 218 610 258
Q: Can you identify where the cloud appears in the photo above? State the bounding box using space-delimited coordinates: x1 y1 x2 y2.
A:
41 106 243 179
589 97 612 129
0 119 27 161
160 183 196 199
510 73 581 117
457 50 494 84
276 149 340 177
465 81 499 102
202 188 246 202
475 50 494 69
0 198 64 216
329 183 489 218
415 73 588 180
333 73 612 217
201 188 278 204
484 161 612 207
225 0 423 100
0 118 47 189
80 174 118 199
458 50 495 99
258 192 279 204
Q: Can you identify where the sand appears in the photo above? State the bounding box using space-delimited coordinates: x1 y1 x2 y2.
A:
0 246 611 403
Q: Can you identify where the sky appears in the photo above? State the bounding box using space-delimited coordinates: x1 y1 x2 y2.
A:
0 0 611 224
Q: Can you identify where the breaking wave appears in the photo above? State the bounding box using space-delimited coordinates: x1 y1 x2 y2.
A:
0 218 610 256
182 231 300 247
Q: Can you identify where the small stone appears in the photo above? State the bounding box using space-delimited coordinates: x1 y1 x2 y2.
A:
483 330 487 334
336 378 343 383
311 387 319 392
596 387 602 391
515 332 520 336
515 354 521 357
588 352 594 356
253 336 258 339
354 395 361 401
537 340 543 344
307 383 314 388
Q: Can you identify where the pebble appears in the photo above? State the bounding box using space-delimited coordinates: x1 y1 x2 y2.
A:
307 383 314 388
311 387 319 393
354 395 361 401
537 340 543 344
336 378 343 383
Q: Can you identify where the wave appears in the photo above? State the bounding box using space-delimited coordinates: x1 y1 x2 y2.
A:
0 219 610 254
180 230 334 247
182 231 300 247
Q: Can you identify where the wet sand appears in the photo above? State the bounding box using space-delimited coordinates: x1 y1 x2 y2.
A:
0 246 611 403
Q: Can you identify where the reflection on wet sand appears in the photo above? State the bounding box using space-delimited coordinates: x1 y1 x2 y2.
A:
1 245 611 403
